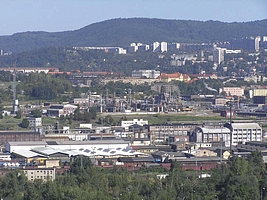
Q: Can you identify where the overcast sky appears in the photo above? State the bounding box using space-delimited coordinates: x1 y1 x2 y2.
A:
0 0 266 36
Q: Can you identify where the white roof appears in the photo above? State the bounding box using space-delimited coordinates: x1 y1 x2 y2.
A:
31 147 80 157
200 127 230 134
12 149 47 158
76 147 146 157
232 123 261 129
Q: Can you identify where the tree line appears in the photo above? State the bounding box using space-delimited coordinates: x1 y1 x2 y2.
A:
0 151 266 200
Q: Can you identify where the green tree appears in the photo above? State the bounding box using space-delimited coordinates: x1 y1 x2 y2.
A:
31 109 42 118
19 118 29 128
15 110 22 119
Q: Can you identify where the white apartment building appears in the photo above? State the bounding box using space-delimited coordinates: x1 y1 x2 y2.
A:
219 87 244 97
191 123 262 147
255 36 261 52
161 42 168 52
132 70 160 79
152 42 161 52
231 123 262 146
23 168 56 181
121 119 148 130
128 43 138 53
213 47 225 64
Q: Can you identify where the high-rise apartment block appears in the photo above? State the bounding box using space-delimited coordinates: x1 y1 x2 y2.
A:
213 47 225 64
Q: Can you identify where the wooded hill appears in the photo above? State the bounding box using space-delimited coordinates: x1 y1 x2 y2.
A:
0 18 267 52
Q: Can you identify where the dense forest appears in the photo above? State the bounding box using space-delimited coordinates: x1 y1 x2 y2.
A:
0 152 267 200
0 18 267 52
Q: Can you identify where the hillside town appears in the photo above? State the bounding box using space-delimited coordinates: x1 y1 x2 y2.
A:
0 35 266 186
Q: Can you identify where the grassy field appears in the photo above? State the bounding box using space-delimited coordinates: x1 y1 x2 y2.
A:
0 110 259 131
0 115 24 130
99 111 227 125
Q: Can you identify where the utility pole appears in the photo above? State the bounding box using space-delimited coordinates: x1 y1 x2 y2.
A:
229 102 232 155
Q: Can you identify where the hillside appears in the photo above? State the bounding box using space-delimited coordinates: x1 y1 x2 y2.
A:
0 18 267 53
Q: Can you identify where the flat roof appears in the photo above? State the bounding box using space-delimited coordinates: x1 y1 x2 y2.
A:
232 123 261 129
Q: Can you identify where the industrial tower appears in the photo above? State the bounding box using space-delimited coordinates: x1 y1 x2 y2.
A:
12 63 19 114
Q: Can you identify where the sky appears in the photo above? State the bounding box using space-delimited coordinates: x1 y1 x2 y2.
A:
0 0 266 36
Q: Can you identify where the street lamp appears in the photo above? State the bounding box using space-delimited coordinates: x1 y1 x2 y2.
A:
261 186 265 200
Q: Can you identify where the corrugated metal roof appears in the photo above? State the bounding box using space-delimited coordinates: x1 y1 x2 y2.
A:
12 149 47 158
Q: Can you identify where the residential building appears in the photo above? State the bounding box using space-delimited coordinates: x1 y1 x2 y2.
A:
231 37 260 52
132 70 161 79
0 67 59 74
191 123 262 147
167 43 180 51
23 168 56 181
128 43 138 53
161 42 168 52
73 46 126 54
152 42 160 52
213 47 225 64
250 88 267 98
170 54 196 67
230 123 262 146
28 117 42 128
219 87 244 97
158 72 191 82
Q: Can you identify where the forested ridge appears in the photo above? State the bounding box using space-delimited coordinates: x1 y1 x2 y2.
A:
0 152 266 200
0 18 267 52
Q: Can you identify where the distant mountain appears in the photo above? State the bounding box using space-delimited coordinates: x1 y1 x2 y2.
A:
0 18 267 53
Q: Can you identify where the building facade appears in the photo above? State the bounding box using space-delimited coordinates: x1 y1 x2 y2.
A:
132 70 161 79
23 168 56 181
191 123 262 147
219 87 244 97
